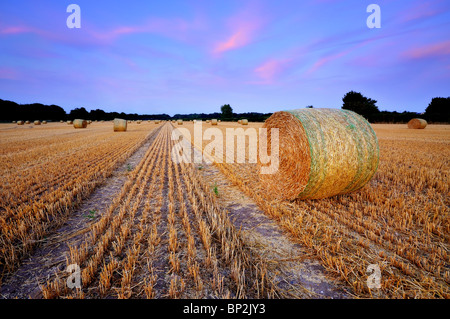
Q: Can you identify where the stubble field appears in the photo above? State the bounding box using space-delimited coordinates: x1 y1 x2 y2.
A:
0 120 448 299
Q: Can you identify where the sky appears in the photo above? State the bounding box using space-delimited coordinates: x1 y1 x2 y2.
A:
0 1 449 116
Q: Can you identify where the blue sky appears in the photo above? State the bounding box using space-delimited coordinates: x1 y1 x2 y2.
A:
0 1 449 115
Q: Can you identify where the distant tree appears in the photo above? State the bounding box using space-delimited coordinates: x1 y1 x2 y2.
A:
342 91 380 122
69 107 89 119
424 97 450 123
220 104 233 120
305 105 313 108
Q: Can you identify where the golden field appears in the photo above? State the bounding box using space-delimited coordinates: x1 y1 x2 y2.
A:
0 121 448 299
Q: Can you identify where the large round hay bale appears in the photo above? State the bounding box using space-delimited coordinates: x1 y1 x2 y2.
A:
211 119 218 125
155 120 160 124
241 119 248 125
258 108 379 200
114 118 127 132
42 121 47 124
73 119 88 128
17 121 24 125
177 119 183 125
238 120 242 124
25 120 30 124
34 120 41 125
407 118 427 129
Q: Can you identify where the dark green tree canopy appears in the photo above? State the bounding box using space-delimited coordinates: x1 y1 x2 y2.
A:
424 97 450 123
342 91 380 122
220 104 233 119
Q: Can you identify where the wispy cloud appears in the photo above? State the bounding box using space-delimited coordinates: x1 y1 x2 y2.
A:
254 58 292 83
402 40 450 59
212 4 266 55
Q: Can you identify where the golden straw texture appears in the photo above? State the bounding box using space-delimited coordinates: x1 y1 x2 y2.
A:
113 118 127 132
73 119 88 128
407 118 427 129
258 108 379 200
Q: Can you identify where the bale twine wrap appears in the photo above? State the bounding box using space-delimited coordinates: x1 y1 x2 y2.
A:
211 119 218 125
114 118 127 132
407 118 427 129
241 119 248 125
73 119 88 128
258 108 379 200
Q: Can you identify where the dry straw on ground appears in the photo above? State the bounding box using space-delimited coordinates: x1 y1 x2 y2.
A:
113 118 127 132
407 118 427 129
258 108 379 200
73 119 88 129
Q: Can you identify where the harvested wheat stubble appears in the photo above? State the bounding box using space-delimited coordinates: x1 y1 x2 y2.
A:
113 118 127 132
407 118 427 129
258 108 379 200
73 119 88 128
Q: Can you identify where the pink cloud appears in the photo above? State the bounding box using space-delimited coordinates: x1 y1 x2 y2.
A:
0 67 21 80
402 40 450 59
254 58 292 83
212 4 266 55
399 1 443 24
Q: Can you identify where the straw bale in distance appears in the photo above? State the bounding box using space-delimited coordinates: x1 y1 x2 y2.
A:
114 118 127 132
241 119 248 125
67 120 73 125
211 119 218 125
25 121 30 124
258 108 379 200
73 119 88 128
407 118 427 129
17 121 24 125
34 120 41 125
42 121 47 124
177 119 183 125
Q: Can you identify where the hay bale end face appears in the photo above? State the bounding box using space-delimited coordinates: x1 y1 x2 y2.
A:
73 119 88 128
407 118 427 129
258 108 379 200
211 119 218 125
114 118 127 132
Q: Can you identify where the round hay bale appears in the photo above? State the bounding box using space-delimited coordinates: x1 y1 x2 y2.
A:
238 120 242 124
407 118 427 129
114 118 127 132
73 119 87 128
136 120 141 124
34 120 41 125
241 119 248 125
206 120 210 123
258 108 379 200
67 120 73 125
17 120 24 125
12 121 16 123
155 120 160 124
211 119 218 125
42 121 47 124
177 119 183 125
25 120 30 124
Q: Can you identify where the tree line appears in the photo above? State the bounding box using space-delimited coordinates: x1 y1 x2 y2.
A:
1 93 448 123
